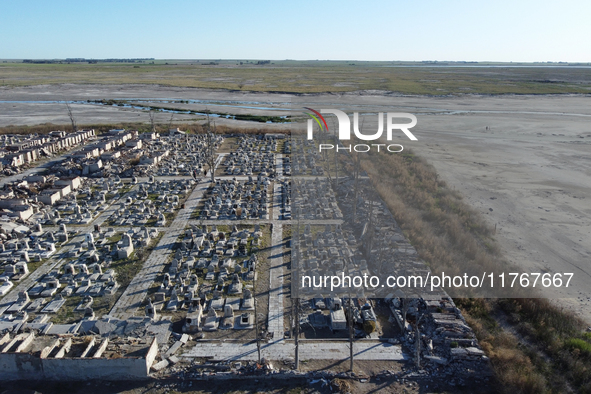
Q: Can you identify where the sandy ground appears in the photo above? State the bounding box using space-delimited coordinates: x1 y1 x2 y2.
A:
1 84 590 322
412 107 591 318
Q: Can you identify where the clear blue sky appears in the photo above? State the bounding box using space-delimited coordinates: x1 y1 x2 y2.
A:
1 0 590 62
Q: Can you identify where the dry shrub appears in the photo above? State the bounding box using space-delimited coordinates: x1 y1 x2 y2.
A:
358 149 505 286
495 354 546 393
331 378 352 393
363 320 377 334
501 298 584 339
460 302 550 394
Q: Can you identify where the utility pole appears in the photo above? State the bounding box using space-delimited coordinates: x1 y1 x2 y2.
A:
345 255 355 372
254 272 261 363
294 297 300 369
293 198 301 370
352 141 360 222
254 268 262 363
332 118 338 187
348 287 354 372
415 310 424 368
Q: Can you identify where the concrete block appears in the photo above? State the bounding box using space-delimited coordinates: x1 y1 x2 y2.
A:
151 359 169 371
164 341 183 358
41 322 54 335
15 332 35 353
0 333 10 347
54 338 72 359
40 338 60 359
80 337 96 358
1 336 19 353
93 338 109 358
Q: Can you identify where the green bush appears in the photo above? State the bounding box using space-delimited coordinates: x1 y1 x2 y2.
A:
565 338 591 356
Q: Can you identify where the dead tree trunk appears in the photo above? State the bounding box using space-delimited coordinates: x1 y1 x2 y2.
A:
204 114 218 183
167 113 174 133
66 102 77 133
149 111 157 133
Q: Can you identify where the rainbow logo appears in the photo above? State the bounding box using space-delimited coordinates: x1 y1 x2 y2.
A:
304 107 329 133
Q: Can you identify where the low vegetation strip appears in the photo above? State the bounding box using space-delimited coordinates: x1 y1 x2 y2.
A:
1 62 591 94
85 99 290 123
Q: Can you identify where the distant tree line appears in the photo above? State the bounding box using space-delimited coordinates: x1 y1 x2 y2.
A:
22 58 154 64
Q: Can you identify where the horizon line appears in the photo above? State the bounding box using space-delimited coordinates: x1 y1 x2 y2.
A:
3 58 591 64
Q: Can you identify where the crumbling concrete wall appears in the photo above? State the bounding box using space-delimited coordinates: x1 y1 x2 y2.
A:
0 353 43 379
0 199 28 209
43 357 148 380
55 176 81 191
0 353 150 381
38 190 61 205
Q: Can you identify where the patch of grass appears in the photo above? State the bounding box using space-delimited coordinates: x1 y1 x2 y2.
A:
283 224 291 241
190 204 203 219
117 183 134 196
565 338 591 356
1 61 591 95
147 193 159 202
26 259 46 274
107 233 122 244
110 231 163 287
52 295 82 324
217 136 239 153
